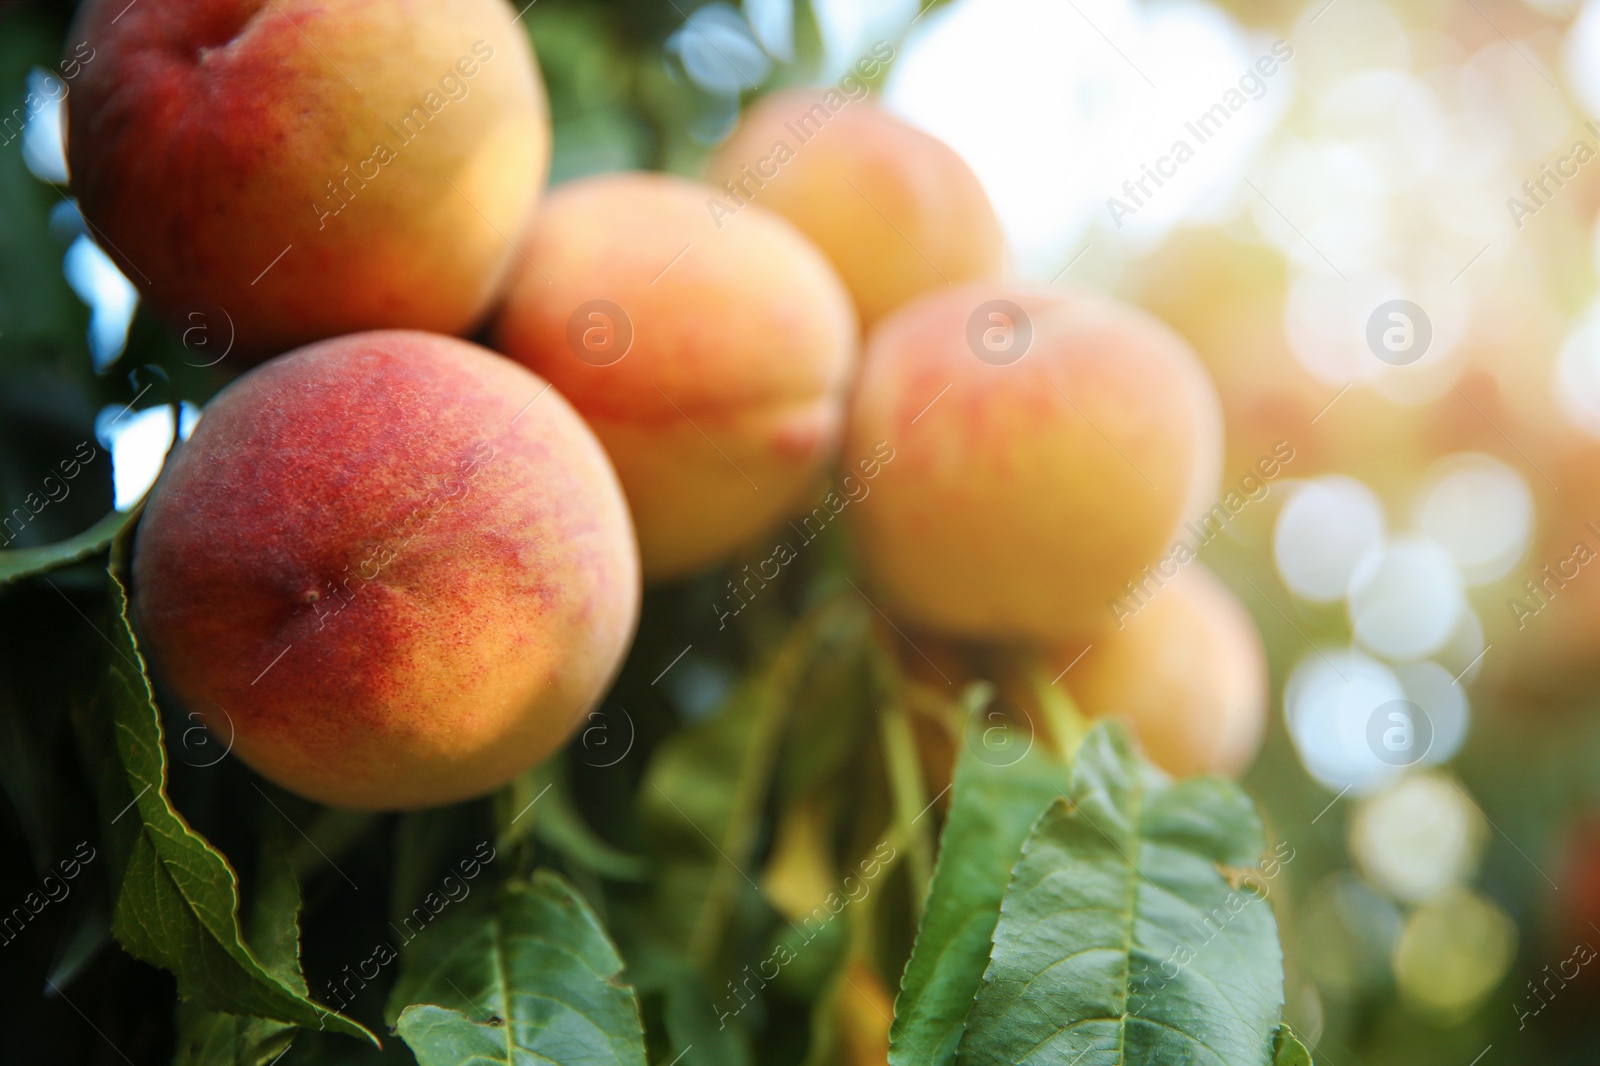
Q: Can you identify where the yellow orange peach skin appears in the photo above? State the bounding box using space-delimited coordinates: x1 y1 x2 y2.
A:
66 0 549 356
495 171 857 580
132 331 639 809
846 282 1223 645
1060 564 1267 778
705 88 1004 329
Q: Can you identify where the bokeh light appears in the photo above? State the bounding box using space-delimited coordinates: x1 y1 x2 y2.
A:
1273 476 1387 603
95 405 174 512
1346 537 1465 662
1392 661 1470 766
1393 887 1518 1019
19 68 68 185
63 235 138 372
886 0 1286 274
1349 773 1487 903
1414 454 1534 585
1285 647 1406 793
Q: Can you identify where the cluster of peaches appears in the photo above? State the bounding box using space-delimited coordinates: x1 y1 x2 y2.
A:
71 0 1265 809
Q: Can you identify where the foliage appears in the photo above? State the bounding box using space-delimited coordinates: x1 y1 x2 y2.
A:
31 1 1582 1064
389 873 647 1066
3 498 1305 1064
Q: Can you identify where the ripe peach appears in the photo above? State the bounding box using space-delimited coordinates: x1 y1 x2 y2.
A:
66 0 549 356
131 331 639 809
845 282 1223 645
493 171 856 580
704 88 1004 328
1054 565 1266 777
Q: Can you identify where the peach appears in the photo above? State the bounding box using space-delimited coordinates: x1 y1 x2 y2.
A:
131 331 638 809
494 171 857 580
845 282 1223 645
704 89 1004 328
1054 565 1267 777
66 0 549 356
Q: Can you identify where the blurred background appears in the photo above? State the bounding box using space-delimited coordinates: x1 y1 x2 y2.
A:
6 0 1600 1063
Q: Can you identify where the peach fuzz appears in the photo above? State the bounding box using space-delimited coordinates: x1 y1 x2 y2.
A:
1055 565 1267 778
494 171 857 580
845 282 1223 646
66 0 549 356
704 88 1004 328
131 331 639 809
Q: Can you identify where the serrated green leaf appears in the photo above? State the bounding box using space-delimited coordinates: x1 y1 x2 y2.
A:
389 871 647 1066
955 722 1284 1066
888 695 1067 1066
78 529 373 1043
0 509 129 588
1273 1024 1313 1066
247 829 311 994
173 831 308 1066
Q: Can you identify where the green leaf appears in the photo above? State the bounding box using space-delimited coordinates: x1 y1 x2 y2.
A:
246 829 312 993
0 509 129 588
527 761 647 882
640 599 850 964
77 530 373 1043
173 830 309 1065
390 871 647 1066
955 722 1285 1066
889 691 1067 1066
171 1010 297 1066
659 963 752 1066
777 611 874 802
1273 1025 1314 1066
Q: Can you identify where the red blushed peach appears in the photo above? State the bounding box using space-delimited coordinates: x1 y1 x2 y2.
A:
845 282 1223 645
705 89 1004 328
493 171 857 580
131 331 639 809
66 0 549 356
1054 565 1267 778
